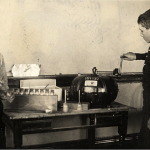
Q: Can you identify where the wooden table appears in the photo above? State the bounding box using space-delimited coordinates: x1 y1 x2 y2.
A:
2 102 135 149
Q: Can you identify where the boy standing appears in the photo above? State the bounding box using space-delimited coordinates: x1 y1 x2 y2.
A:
122 9 150 148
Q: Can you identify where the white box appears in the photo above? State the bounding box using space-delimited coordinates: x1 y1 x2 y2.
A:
12 64 40 77
3 95 58 112
20 79 62 101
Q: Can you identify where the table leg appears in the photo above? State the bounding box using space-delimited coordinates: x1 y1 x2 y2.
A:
13 120 23 149
88 114 95 148
118 111 128 148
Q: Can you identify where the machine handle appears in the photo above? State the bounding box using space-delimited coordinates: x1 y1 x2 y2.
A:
92 67 97 75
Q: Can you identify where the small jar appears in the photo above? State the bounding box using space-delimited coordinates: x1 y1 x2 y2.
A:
14 88 19 95
63 103 69 113
40 89 44 95
35 89 39 95
77 103 82 111
25 89 29 95
45 89 49 95
20 88 25 95
30 89 34 95
50 90 54 95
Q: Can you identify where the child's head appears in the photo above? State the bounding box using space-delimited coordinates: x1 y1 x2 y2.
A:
138 9 150 29
138 9 150 43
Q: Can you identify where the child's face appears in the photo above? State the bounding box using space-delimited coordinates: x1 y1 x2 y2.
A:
139 24 150 43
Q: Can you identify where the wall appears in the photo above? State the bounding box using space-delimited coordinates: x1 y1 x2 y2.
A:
1 0 149 147
0 0 150 75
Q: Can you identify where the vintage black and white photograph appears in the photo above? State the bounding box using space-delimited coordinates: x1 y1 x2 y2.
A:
0 0 150 149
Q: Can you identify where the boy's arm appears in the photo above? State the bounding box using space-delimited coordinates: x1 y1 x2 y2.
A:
121 52 147 61
135 53 147 60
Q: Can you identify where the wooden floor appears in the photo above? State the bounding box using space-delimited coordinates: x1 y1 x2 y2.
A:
5 134 139 149
98 140 138 149
6 141 137 150
95 140 138 149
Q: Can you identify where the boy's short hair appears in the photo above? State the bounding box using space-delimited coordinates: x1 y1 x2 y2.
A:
138 9 150 29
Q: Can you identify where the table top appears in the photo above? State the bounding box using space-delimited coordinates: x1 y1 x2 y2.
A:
3 102 136 120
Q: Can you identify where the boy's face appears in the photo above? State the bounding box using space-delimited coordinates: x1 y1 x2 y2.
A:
139 24 150 43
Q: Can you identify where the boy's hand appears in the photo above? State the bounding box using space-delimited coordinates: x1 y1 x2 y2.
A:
0 89 15 103
120 52 136 61
6 89 15 103
0 80 4 87
0 91 7 101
